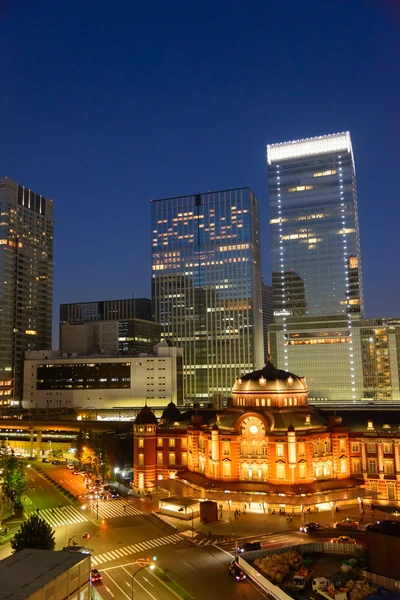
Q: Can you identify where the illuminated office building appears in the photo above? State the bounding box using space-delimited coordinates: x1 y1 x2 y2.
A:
268 132 363 320
0 177 53 405
151 188 264 405
267 133 363 401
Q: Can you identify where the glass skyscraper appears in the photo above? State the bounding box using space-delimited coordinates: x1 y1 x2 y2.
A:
151 188 263 405
0 177 53 404
267 133 364 401
267 132 363 320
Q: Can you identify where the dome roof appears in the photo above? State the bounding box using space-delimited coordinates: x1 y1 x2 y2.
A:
161 402 181 423
232 361 307 394
135 405 158 425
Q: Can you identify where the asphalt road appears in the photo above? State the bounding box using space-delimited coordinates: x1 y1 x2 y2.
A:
12 465 366 600
99 564 180 600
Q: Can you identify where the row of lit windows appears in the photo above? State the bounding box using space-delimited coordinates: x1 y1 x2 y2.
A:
286 338 351 345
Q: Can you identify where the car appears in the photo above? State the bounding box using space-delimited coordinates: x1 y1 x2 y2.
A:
334 517 359 529
237 541 261 553
300 521 320 533
51 460 60 465
90 569 102 583
229 561 247 581
66 464 75 470
72 470 80 475
103 485 119 498
330 535 356 544
42 457 50 463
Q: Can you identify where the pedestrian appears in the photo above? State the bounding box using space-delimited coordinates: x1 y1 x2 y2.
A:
58 502 61 508
36 507 39 513
124 504 127 513
360 514 363 523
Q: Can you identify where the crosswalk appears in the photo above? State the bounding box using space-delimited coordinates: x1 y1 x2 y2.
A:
86 499 143 520
91 533 183 566
38 506 89 528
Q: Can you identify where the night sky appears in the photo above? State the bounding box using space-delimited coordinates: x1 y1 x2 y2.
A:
0 1 399 348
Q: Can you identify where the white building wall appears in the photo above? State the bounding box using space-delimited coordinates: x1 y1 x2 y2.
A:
23 343 183 410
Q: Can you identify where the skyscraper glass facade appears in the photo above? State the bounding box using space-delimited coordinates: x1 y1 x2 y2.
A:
268 132 363 320
267 133 363 401
151 188 263 404
0 178 53 404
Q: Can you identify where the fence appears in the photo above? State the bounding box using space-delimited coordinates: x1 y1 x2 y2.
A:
362 570 400 594
237 542 364 596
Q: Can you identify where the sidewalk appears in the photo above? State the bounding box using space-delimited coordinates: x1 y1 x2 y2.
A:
156 501 383 539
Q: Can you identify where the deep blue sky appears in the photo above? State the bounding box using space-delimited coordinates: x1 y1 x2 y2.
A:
1 0 399 347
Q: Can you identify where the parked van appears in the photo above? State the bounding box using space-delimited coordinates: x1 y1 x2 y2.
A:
312 577 328 591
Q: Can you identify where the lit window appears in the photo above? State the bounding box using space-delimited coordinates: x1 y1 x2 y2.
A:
223 461 231 477
277 444 284 458
181 453 188 466
138 453 144 466
181 438 187 448
299 463 306 479
157 452 163 465
169 452 175 465
298 443 305 457
138 438 144 448
313 169 337 177
276 464 285 480
169 438 175 447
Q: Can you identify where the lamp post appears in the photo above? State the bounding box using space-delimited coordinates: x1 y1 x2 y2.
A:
67 532 90 547
130 557 156 600
179 506 194 539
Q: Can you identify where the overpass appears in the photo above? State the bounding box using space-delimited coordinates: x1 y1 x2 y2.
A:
0 418 131 457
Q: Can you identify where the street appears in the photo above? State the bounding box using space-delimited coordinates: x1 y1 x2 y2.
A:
0 464 369 599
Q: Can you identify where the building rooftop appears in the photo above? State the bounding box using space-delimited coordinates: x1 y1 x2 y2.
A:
0 548 87 599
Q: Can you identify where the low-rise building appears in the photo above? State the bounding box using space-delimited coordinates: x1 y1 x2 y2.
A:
23 341 183 411
0 548 90 600
133 359 400 506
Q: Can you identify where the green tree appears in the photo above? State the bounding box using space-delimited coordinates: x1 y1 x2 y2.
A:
3 456 26 506
11 513 55 553
50 448 63 460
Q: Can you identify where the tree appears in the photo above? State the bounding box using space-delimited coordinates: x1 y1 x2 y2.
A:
50 448 63 460
11 513 55 553
3 456 26 506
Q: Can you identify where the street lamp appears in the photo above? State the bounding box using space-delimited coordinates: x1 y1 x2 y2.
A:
179 506 194 539
67 532 90 547
131 557 157 600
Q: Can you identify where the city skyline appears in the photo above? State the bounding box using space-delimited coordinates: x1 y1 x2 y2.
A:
0 1 398 349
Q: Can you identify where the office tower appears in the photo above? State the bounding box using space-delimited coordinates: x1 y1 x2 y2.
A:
267 132 363 319
267 133 363 401
60 298 152 324
0 177 53 405
261 282 273 359
151 188 263 405
60 298 160 355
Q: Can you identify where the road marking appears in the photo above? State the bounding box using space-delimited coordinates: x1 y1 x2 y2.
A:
104 586 114 597
143 576 154 587
92 534 184 566
103 571 130 600
122 567 158 600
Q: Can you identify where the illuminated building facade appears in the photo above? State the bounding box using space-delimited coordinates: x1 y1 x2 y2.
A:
151 188 264 405
0 177 53 405
133 361 400 506
261 282 273 359
267 132 363 320
267 133 365 401
23 341 183 411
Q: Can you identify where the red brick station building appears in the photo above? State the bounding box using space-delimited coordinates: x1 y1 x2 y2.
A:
133 361 400 511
